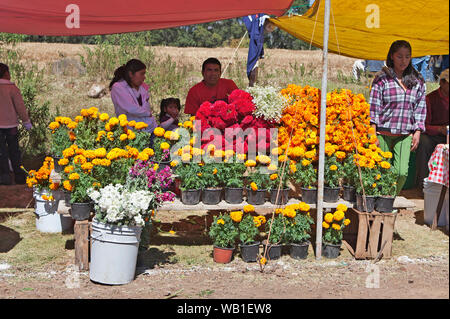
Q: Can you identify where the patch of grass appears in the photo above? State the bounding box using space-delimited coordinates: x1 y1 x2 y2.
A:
198 289 214 297
1 211 73 272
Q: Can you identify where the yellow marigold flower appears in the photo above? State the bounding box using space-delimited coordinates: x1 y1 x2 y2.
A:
212 168 218 175
120 133 128 141
58 158 69 166
298 202 310 212
330 165 338 171
270 173 278 180
302 159 311 166
63 180 73 191
197 172 202 177
64 165 74 173
107 131 114 141
322 221 330 229
230 210 243 223
250 182 258 191
217 218 225 225
243 204 255 213
183 121 193 129
49 183 59 191
127 130 136 140
376 174 381 180
275 208 283 214
380 161 391 169
49 122 60 130
81 162 94 171
268 164 277 171
336 204 348 212
153 164 159 171
169 230 176 235
333 210 345 222
69 173 80 180
260 257 267 265
164 131 173 140
143 148 154 157
372 183 377 188
73 155 87 165
257 155 271 165
190 116 196 122
109 117 119 126
127 120 136 127
94 148 107 158
99 113 109 121
382 151 393 159
170 160 179 167
120 119 128 127
271 147 281 155
160 142 170 150
118 114 127 122
343 219 351 226
154 127 165 137
324 213 334 223
67 121 77 130
245 160 256 167
74 115 83 123
237 153 246 161
332 223 341 231
290 164 297 173
80 109 89 117
138 152 149 161
214 150 225 158
181 153 191 162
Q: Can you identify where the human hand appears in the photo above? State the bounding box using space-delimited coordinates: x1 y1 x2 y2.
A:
23 122 32 131
411 130 420 151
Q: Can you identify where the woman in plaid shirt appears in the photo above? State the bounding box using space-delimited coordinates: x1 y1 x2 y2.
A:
370 40 426 195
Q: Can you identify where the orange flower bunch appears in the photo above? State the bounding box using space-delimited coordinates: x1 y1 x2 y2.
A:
23 157 59 191
278 85 375 162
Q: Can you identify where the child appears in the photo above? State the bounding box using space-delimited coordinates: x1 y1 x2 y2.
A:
159 98 181 131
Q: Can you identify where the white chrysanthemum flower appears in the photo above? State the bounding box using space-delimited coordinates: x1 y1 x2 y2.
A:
245 86 288 122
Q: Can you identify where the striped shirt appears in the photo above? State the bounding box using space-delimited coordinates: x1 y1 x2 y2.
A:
369 68 426 135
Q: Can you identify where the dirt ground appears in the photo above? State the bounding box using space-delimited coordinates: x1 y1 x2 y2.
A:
0 184 448 300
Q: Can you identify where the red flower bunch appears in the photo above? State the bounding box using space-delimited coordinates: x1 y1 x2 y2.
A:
195 89 273 153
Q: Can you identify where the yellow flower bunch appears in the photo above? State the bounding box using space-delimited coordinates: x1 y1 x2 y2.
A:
230 210 243 223
253 215 266 227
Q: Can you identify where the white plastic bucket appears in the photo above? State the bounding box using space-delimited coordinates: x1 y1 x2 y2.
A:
34 189 73 233
423 179 449 227
89 219 142 285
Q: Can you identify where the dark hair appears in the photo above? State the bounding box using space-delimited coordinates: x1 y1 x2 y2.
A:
0 63 9 78
386 40 423 89
159 98 181 122
202 57 221 73
109 59 146 90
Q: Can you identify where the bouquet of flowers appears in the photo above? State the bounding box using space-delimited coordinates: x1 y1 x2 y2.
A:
88 184 154 227
245 85 288 123
22 157 59 192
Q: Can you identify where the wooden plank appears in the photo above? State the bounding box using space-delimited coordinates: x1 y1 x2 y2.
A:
380 213 397 259
355 213 369 259
158 196 416 212
368 216 382 259
74 220 89 271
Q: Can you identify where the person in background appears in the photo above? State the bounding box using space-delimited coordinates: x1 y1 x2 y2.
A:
352 59 385 81
0 63 32 185
415 68 449 189
369 40 427 195
184 57 238 116
159 98 181 131
110 59 157 135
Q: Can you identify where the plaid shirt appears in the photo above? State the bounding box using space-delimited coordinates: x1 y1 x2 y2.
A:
369 68 426 134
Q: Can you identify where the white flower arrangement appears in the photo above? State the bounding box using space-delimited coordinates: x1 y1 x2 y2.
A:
88 184 154 227
245 86 288 122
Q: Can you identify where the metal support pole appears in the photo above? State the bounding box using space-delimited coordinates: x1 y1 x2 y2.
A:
315 0 331 260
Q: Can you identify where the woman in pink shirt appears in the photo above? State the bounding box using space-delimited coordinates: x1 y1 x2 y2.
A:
0 63 32 185
110 59 157 135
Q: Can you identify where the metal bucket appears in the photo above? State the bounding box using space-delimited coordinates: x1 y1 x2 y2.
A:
89 219 142 285
34 189 72 233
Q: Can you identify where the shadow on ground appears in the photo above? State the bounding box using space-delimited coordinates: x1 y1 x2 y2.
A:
0 224 21 253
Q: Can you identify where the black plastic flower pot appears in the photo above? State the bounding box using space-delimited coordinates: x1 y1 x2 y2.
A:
202 188 222 205
246 188 267 205
356 193 376 212
70 202 91 221
262 240 282 260
322 242 341 259
342 185 356 203
301 187 317 204
270 188 289 205
324 186 340 203
224 187 243 204
64 191 71 206
52 156 63 173
181 189 201 205
239 241 260 262
290 241 310 260
375 196 396 213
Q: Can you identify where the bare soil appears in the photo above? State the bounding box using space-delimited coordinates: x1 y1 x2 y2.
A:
0 185 448 299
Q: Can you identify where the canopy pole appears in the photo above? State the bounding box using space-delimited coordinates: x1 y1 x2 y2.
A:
315 0 331 260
